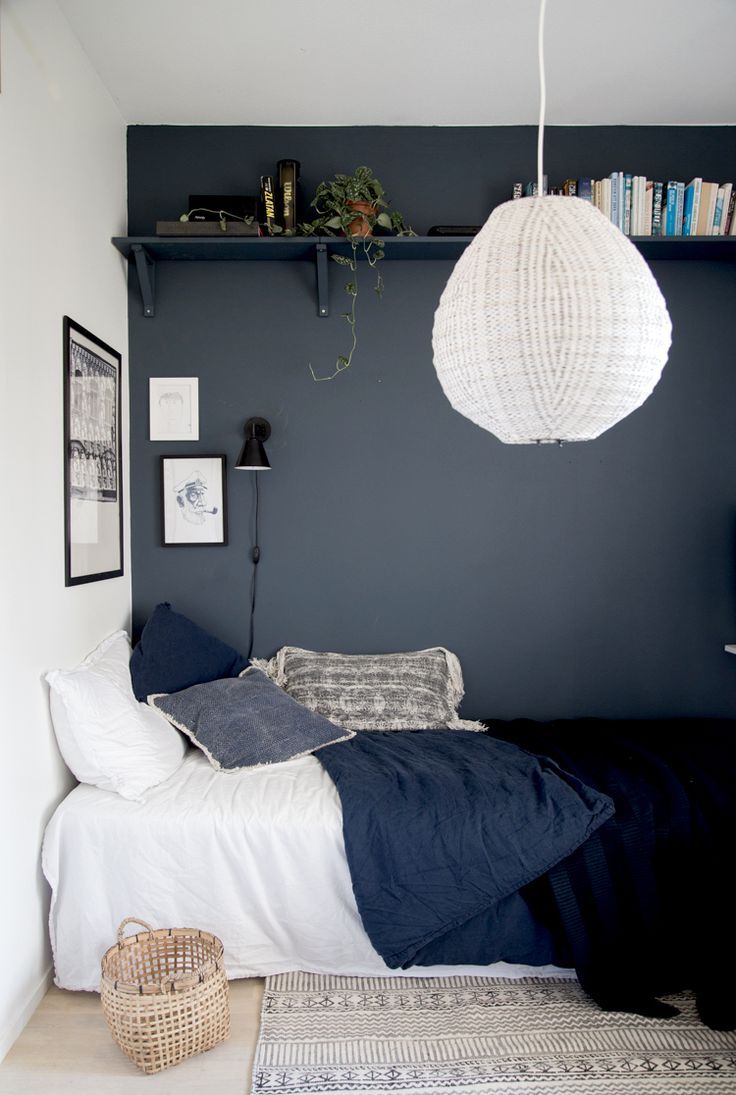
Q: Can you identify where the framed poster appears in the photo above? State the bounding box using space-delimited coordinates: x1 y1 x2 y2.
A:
63 317 123 586
160 454 227 546
149 377 199 441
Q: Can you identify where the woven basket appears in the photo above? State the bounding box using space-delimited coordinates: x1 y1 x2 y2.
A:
100 917 230 1074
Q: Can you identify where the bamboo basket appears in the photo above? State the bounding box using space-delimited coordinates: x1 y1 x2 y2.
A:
100 917 230 1074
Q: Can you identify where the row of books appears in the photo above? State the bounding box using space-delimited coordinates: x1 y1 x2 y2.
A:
511 176 736 237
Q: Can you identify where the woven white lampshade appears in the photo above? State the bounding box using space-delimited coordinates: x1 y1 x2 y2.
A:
432 196 673 444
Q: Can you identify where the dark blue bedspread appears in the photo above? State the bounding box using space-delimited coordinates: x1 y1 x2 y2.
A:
317 730 613 969
487 718 736 1028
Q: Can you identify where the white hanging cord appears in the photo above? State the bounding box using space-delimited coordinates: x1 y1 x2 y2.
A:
537 0 548 196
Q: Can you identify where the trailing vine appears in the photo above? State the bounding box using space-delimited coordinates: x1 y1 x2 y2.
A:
299 167 412 381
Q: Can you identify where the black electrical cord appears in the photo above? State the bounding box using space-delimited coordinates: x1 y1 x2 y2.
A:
247 473 260 660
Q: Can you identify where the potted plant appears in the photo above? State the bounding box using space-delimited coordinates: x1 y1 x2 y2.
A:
299 166 413 380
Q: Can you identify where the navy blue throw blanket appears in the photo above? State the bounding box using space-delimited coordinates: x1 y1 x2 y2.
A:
317 730 613 969
486 718 736 1030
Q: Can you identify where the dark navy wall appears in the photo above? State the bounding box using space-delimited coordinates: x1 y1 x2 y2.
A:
128 126 736 720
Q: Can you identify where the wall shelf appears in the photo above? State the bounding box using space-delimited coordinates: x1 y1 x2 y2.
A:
112 234 736 319
628 237 736 260
724 645 736 655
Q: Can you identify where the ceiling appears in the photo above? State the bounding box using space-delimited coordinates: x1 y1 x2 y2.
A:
57 0 736 127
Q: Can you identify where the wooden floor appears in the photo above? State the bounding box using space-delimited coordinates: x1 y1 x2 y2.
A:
0 979 265 1094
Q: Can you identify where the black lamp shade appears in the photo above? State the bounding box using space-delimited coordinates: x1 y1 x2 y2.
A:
236 416 272 469
236 436 271 470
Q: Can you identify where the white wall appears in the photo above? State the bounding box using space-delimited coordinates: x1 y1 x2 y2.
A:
0 0 130 1059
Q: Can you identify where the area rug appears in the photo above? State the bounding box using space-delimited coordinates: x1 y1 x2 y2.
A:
251 973 736 1094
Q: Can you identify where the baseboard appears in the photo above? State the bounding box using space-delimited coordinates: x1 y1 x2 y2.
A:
0 965 53 1064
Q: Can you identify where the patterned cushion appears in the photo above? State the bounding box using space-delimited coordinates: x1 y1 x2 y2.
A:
149 668 354 771
254 647 484 732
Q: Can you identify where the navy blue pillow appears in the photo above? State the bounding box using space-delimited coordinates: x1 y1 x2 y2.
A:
130 603 249 701
149 669 354 770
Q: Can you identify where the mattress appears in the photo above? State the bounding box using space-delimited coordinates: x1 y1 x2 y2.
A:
42 749 571 991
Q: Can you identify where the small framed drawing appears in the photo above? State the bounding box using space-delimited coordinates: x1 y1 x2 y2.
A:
64 317 124 586
160 454 227 546
149 377 199 441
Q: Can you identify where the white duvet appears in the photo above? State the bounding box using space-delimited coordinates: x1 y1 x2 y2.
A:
42 749 569 991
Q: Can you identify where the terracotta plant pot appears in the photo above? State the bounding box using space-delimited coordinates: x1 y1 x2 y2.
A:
346 200 376 237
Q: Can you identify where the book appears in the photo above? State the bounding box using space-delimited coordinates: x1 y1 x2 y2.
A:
719 183 733 234
630 177 638 235
623 174 633 235
512 182 523 200
641 176 648 235
725 187 736 234
524 175 548 197
577 177 592 202
610 172 619 228
562 179 578 196
686 179 702 237
682 181 696 236
277 159 300 235
713 187 724 235
674 182 685 236
712 186 731 235
643 180 654 236
664 182 678 236
696 182 718 235
601 177 612 221
651 182 664 236
260 175 279 233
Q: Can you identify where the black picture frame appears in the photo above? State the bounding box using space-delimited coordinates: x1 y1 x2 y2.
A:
160 454 228 546
63 317 124 586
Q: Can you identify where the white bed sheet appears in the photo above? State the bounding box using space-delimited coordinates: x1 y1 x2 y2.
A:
42 749 571 991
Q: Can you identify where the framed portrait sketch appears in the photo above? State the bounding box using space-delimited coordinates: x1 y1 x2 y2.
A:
160 455 227 546
149 377 199 441
63 317 124 586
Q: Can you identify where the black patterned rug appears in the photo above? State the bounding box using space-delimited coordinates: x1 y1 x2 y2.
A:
251 973 736 1093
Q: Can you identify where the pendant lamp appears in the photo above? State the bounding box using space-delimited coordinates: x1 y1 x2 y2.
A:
432 0 672 444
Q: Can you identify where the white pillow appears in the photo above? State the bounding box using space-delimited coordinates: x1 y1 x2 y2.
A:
46 630 186 801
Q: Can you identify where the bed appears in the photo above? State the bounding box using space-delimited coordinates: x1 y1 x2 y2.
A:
42 613 736 1029
42 746 569 993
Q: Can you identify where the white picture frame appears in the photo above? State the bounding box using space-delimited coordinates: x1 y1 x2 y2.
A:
149 377 199 441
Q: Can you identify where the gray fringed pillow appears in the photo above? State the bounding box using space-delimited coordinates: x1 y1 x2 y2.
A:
252 647 484 732
149 668 354 771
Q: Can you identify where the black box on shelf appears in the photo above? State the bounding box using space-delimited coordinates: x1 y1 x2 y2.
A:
156 220 261 236
427 225 481 236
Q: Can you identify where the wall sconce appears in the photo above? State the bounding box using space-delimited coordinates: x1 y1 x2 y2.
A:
235 417 271 470
235 416 271 659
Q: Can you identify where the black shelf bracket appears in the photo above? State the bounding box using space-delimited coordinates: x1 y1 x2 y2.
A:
131 244 156 317
315 243 329 317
